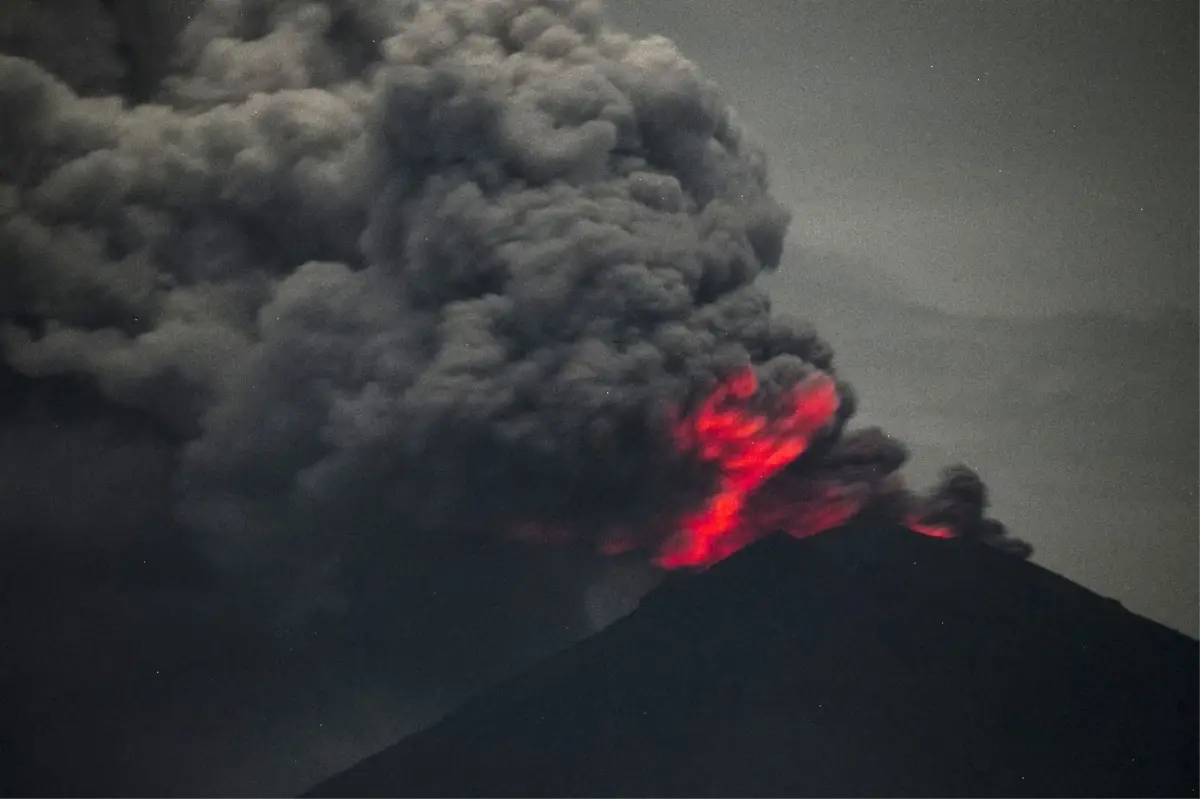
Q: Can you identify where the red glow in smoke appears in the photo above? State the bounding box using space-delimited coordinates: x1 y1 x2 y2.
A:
652 368 961 569
507 368 958 565
656 367 848 569
904 516 956 539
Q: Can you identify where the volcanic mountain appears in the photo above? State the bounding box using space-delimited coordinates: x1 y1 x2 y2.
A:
306 515 1198 798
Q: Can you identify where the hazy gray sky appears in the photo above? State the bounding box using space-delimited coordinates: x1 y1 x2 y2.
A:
607 0 1197 319
608 0 1198 634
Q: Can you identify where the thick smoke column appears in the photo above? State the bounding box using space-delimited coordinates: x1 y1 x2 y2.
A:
0 0 1026 589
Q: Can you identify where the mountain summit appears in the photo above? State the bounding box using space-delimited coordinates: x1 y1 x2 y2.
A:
307 517 1198 797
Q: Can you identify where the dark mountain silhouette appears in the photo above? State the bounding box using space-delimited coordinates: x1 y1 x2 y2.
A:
307 515 1198 798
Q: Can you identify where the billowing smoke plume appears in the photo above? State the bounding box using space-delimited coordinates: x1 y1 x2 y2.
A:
906 465 1035 559
0 0 1027 597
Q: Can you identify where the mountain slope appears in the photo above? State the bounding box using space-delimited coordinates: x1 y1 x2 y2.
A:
307 516 1198 797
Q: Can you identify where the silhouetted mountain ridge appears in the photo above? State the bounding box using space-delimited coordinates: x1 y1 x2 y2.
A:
307 516 1198 797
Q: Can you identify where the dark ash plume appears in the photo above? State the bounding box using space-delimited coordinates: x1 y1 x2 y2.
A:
0 5 1030 794
912 465 1034 558
0 0 1026 598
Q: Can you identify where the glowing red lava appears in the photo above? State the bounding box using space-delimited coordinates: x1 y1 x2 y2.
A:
656 367 848 569
903 517 956 540
653 368 959 569
508 367 959 567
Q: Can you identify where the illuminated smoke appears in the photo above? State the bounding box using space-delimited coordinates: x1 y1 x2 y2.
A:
643 369 1027 569
657 367 842 568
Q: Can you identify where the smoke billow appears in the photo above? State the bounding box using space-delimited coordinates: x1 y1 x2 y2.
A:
0 4 1040 792
0 0 1026 601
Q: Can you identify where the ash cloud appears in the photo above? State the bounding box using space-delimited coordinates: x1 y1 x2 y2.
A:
915 464 1035 559
0 2 1033 792
1 0 847 579
1 0 1029 597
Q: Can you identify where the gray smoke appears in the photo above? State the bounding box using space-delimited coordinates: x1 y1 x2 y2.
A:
1 0 833 571
0 7 1037 792
1 0 1027 599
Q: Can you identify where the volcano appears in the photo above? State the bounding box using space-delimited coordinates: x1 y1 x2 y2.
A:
306 515 1198 798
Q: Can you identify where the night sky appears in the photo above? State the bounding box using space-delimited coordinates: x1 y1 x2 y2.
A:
0 1 1195 796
